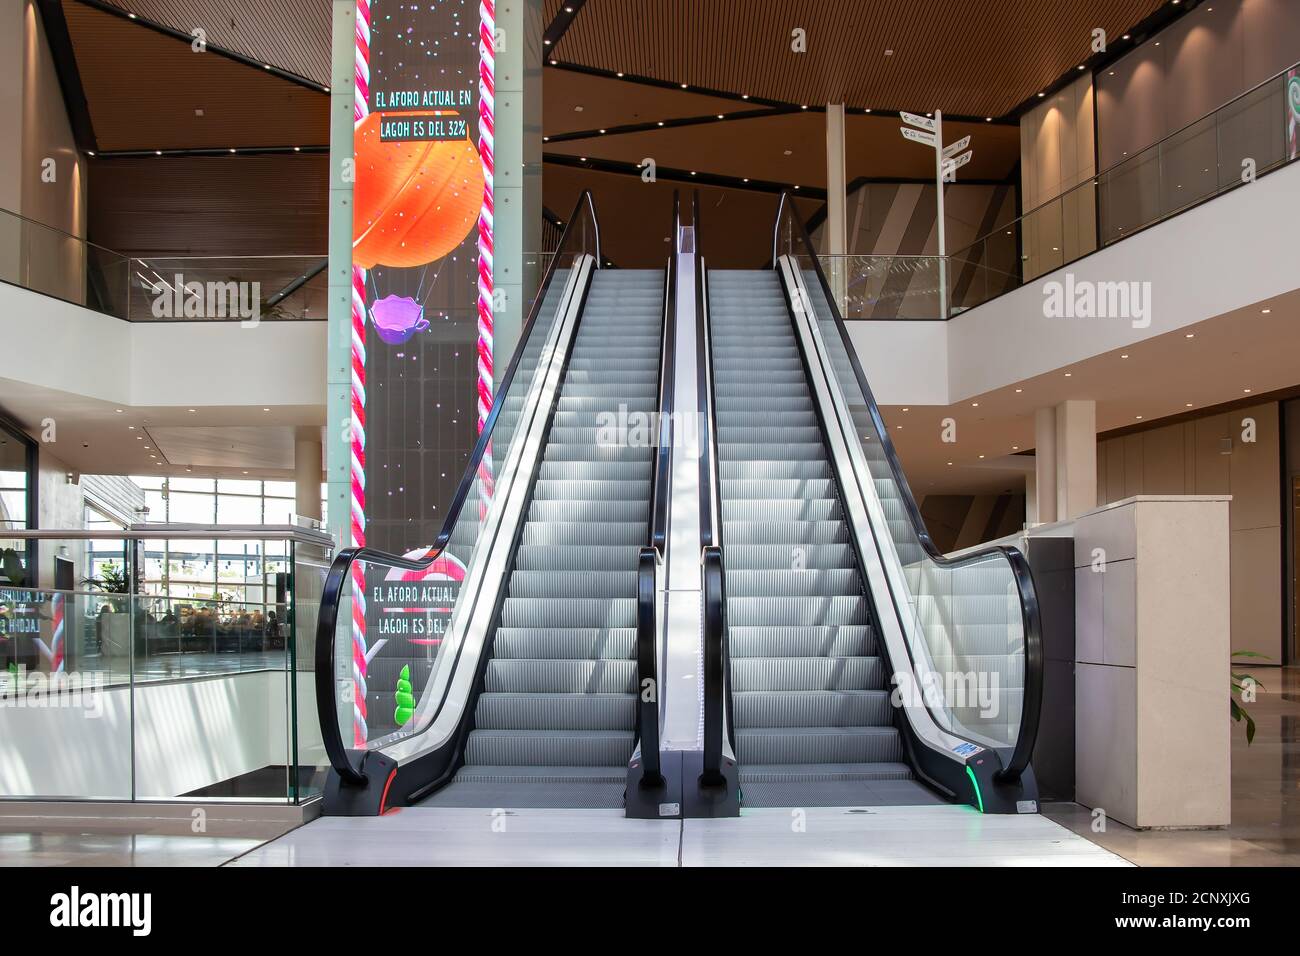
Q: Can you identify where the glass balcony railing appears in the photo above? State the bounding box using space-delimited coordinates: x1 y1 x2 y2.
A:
0 205 327 322
0 524 332 803
820 59 1300 320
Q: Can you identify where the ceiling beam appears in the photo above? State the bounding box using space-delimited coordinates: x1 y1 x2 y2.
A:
542 0 587 58
36 0 98 151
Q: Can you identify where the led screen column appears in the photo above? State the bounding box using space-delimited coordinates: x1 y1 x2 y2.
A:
343 0 493 744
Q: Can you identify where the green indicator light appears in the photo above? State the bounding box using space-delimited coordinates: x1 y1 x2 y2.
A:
965 766 985 813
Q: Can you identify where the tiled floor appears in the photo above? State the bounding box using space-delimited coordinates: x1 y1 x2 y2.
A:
5 667 1295 867
225 804 1127 867
1044 665 1300 866
0 832 264 867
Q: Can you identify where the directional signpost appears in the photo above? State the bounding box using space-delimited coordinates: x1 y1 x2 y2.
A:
900 110 974 318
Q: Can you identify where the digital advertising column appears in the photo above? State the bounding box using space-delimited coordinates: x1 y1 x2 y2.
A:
349 0 493 743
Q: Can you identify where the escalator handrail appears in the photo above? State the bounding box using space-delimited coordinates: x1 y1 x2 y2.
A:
635 547 662 785
314 190 601 787
770 192 1044 783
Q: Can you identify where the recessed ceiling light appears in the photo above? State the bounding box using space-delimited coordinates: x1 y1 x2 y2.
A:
262 407 270 412
1012 446 1019 450
947 461 953 466
155 150 163 156
115 408 123 413
1120 354 1129 359
188 408 196 413
136 435 143 440
243 471 249 475
783 149 793 156
88 150 96 156
1077 64 1086 70
1122 34 1131 40
1014 388 1022 393
971 402 979 407
1037 92 1046 98
1185 332 1195 338
550 59 557 65
985 117 992 122
896 425 902 430
1262 308 1271 314
690 171 696 175
657 121 664 126
742 178 749 182
1186 403 1194 407
1064 372 1072 377
1243 388 1252 393
544 39 552 45
979 454 985 459
1136 415 1144 420
616 72 624 77
902 407 909 412
680 83 688 89
599 129 606 134
742 94 749 100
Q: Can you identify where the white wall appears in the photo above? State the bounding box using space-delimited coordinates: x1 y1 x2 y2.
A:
0 279 326 411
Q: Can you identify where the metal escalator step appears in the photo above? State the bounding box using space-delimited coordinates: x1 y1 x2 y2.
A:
463 728 636 767
723 544 854 570
722 520 850 544
732 689 892 728
735 725 904 765
728 625 874 658
519 521 646 545
720 460 831 480
722 498 840 522
730 655 884 690
513 545 641 571
475 692 635 730
726 595 870 626
723 478 835 499
531 478 652 500
528 499 648 522
492 627 635 660
723 568 861 598
508 570 638 598
498 596 637 629
483 657 637 694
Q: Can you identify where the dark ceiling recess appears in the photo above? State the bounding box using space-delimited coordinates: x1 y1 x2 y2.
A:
545 0 1175 119
60 0 328 152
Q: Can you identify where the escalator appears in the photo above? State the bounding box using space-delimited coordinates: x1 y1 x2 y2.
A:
709 269 927 807
422 269 663 808
316 190 1042 818
696 194 1044 814
315 193 673 814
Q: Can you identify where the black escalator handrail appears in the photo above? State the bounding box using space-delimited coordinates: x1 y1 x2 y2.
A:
700 545 733 783
770 192 1044 783
314 190 601 788
635 547 662 785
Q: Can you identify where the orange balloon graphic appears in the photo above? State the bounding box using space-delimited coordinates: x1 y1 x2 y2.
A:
352 111 484 269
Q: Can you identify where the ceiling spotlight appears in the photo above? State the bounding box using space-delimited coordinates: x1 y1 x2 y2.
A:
88 150 96 156
971 402 980 407
985 117 992 122
1037 92 1046 98
1121 354 1129 359
1262 308 1272 314
616 72 624 77
1014 388 1022 393
742 94 749 100
680 83 688 89
544 39 552 45
1136 415 1144 420
1243 388 1252 394
717 114 724 119
155 150 163 156
549 59 557 65
1122 34 1131 40
115 408 123 413
1185 332 1195 338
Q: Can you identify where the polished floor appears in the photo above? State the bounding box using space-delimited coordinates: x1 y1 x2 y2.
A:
3 667 1294 867
1043 665 1300 866
228 805 1127 867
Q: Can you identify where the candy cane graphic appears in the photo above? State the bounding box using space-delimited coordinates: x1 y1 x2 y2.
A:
350 0 372 747
50 591 65 673
476 1 496 514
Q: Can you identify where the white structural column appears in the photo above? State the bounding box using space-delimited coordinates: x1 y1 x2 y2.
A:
491 0 543 372
1033 400 1097 524
295 433 324 521
824 103 848 307
1055 399 1097 521
1033 407 1058 525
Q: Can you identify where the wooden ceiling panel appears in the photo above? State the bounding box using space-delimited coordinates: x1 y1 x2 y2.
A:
553 0 1169 117
87 154 328 257
545 69 744 136
100 0 333 85
63 0 327 151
